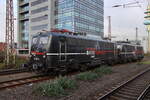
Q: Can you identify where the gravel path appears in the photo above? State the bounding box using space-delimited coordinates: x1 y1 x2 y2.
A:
0 58 149 100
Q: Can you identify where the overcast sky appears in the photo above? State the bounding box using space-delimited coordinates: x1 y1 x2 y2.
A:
104 0 149 41
0 0 149 42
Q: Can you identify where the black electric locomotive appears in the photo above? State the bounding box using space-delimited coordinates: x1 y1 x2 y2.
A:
29 32 118 73
117 43 144 63
28 31 144 73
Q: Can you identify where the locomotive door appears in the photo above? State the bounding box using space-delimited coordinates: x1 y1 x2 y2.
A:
59 41 67 61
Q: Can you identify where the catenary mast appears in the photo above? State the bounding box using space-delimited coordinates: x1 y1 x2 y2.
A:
5 0 15 65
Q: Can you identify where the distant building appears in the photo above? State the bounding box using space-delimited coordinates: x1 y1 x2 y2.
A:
0 42 6 51
17 0 104 49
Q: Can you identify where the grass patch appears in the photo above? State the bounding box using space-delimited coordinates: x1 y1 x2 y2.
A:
0 56 28 70
15 56 28 68
138 60 150 65
76 66 113 81
34 76 77 97
144 53 150 57
76 71 99 81
34 66 113 97
36 82 65 96
56 76 77 89
93 66 113 75
0 63 5 69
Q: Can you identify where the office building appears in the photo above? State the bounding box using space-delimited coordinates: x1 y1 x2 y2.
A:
18 0 29 49
18 0 104 49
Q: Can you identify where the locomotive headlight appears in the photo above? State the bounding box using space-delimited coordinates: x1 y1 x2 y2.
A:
43 55 46 58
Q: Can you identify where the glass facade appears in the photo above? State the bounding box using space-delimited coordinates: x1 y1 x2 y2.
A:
21 20 29 48
55 0 104 37
18 0 104 49
31 6 48 14
31 0 48 6
20 0 29 4
18 0 29 49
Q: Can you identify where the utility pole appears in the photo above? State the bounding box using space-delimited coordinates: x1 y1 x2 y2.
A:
5 0 15 66
108 16 111 40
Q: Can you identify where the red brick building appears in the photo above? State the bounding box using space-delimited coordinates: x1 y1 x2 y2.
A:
0 42 6 51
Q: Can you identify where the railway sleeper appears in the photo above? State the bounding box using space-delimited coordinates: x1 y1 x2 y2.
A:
128 83 149 86
113 92 138 100
123 86 146 91
110 95 129 100
121 87 145 93
144 99 150 100
144 93 150 99
145 96 150 99
124 86 146 91
117 90 140 97
120 88 143 94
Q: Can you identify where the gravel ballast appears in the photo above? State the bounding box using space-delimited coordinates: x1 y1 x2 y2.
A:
0 58 149 100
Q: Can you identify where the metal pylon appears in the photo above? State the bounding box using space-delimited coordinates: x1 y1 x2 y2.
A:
5 0 15 66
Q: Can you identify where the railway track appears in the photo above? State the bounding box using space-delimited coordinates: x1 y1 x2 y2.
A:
137 84 150 100
0 68 29 76
97 68 150 100
0 75 51 90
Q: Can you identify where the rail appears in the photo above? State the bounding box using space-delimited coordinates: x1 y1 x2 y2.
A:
97 68 150 100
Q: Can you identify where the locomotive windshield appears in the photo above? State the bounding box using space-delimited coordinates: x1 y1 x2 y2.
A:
38 36 49 51
31 35 50 52
32 37 38 45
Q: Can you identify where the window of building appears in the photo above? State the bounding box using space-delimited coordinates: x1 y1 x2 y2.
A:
31 6 48 14
31 0 48 6
31 15 48 22
31 24 48 31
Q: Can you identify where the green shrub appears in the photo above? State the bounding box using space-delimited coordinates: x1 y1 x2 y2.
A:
35 76 77 97
36 82 65 96
76 71 99 81
56 76 77 89
93 66 113 75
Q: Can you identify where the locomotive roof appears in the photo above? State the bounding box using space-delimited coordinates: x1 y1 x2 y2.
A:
34 32 114 43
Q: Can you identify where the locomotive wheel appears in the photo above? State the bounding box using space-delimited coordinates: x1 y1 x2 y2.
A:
123 59 127 63
107 59 114 66
127 58 132 62
69 60 79 71
59 65 68 76
79 64 87 72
